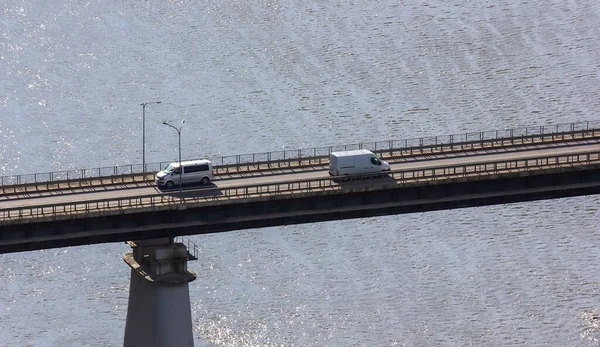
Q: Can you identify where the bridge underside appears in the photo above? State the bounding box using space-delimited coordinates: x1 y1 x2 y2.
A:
1 167 600 254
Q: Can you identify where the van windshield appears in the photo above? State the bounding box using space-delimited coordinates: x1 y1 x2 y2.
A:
163 164 177 174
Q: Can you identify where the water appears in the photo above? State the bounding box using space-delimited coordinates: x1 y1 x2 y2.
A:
1 0 600 346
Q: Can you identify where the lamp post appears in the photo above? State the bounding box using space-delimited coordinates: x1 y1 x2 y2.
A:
140 101 161 172
162 120 185 196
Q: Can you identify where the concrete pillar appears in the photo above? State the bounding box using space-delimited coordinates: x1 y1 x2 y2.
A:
123 238 196 347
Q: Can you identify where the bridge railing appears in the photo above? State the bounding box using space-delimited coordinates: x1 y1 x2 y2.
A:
174 236 199 260
1 120 599 187
2 150 600 223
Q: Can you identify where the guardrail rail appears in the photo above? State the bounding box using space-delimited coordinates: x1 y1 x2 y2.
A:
2 121 600 195
2 150 599 224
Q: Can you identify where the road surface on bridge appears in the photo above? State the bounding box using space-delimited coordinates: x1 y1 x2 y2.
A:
1 140 599 210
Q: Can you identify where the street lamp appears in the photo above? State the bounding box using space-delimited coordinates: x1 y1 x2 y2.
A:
140 101 161 171
162 119 185 196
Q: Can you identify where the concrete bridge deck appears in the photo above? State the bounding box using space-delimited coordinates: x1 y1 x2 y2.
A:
1 129 600 253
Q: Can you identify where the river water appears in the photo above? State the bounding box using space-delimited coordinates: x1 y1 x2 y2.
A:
1 0 600 346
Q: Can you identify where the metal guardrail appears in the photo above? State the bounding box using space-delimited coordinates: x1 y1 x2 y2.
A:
2 150 599 223
174 236 199 260
1 121 599 187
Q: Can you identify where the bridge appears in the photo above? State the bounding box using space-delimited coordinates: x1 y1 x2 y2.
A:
3 121 600 347
1 121 600 253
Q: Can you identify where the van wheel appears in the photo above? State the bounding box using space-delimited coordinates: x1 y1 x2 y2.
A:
165 181 175 189
201 177 210 185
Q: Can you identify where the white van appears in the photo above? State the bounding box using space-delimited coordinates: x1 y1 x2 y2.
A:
329 149 390 176
155 159 214 189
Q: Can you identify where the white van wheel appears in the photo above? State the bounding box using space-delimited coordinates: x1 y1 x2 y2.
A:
165 180 175 189
201 177 210 185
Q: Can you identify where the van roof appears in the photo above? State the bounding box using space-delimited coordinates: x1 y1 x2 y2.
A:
330 149 375 157
169 159 211 168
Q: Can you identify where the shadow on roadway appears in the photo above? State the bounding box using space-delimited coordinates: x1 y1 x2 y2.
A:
332 173 398 189
157 183 223 199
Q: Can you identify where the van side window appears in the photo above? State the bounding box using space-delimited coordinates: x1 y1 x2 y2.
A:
185 165 198 173
184 164 210 173
370 157 381 165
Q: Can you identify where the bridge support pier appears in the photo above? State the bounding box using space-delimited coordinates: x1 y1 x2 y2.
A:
122 238 196 347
